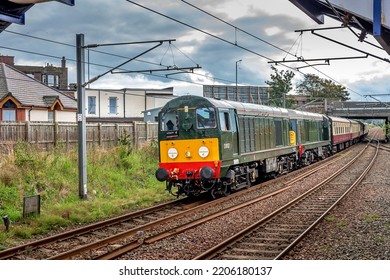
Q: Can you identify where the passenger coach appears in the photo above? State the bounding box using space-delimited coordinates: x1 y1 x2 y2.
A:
328 116 364 152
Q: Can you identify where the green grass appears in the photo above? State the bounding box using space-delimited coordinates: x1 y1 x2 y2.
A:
0 140 171 248
325 215 348 228
362 214 380 223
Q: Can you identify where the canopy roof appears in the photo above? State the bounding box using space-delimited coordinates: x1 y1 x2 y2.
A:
289 0 390 54
0 0 74 33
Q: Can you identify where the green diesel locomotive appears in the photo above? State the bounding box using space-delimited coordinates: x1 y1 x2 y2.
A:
155 95 335 198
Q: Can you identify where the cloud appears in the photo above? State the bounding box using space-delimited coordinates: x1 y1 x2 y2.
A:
1 0 389 101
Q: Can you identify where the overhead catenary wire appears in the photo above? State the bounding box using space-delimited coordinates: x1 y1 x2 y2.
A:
178 0 390 101
0 74 186 100
125 0 280 64
0 2 377 101
180 0 298 59
0 31 256 87
0 3 358 92
1 18 359 101
3 28 235 84
0 44 233 87
3 30 173 69
126 0 370 100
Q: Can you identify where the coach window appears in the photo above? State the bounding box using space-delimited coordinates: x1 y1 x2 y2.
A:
196 107 216 129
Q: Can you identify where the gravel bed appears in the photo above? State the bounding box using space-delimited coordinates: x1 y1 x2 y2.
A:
283 147 390 260
1 144 360 259
75 141 390 260
59 145 367 260
118 144 372 260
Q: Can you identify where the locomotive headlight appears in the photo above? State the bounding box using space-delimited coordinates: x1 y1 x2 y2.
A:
168 147 178 159
198 146 209 158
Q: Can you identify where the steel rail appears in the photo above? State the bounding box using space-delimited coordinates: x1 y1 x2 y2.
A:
95 148 360 259
0 144 359 260
275 142 379 259
193 141 374 260
0 198 186 259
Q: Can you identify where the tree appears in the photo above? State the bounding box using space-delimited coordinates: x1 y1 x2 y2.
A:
296 74 349 101
265 65 295 108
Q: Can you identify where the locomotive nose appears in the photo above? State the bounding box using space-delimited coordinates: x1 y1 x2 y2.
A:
155 167 169 182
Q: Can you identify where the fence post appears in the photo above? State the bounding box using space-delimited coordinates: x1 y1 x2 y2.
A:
66 128 70 151
115 123 120 145
25 121 30 143
146 122 149 142
54 122 58 147
98 123 102 147
132 122 137 149
91 124 95 147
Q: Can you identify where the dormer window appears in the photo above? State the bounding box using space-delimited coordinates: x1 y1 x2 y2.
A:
3 99 16 108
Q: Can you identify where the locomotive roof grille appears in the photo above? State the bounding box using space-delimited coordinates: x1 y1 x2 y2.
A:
162 95 290 118
162 95 359 123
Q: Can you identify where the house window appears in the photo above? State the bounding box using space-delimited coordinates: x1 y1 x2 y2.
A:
109 97 117 114
2 100 16 121
88 96 96 114
48 111 54 122
2 110 16 121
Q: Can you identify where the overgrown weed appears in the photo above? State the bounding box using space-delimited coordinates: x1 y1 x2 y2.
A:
0 141 169 247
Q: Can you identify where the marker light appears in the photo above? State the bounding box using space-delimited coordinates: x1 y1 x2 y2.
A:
198 146 209 158
168 147 178 159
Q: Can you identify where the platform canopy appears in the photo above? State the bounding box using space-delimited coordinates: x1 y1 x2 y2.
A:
0 0 74 33
289 0 390 55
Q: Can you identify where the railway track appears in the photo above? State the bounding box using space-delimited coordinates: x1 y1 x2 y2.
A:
0 143 365 260
378 144 390 153
89 147 365 260
193 141 379 260
0 197 206 259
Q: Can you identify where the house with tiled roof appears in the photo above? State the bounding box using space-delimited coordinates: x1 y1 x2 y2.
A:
0 62 77 122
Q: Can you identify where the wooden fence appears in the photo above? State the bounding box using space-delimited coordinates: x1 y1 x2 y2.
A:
0 121 158 152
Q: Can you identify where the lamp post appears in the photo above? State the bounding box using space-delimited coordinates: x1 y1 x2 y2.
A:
235 59 242 100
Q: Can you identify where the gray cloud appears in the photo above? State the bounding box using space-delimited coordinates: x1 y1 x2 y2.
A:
1 0 389 101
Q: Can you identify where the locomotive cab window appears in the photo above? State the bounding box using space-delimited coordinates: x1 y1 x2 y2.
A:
161 110 179 131
196 107 216 129
219 111 231 131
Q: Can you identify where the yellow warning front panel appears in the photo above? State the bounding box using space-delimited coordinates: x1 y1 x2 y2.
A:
160 138 219 163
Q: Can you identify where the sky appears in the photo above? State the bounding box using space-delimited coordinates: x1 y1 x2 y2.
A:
1 0 390 102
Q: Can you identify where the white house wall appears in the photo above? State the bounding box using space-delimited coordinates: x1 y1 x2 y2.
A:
26 109 76 122
124 90 145 118
86 88 174 119
29 109 48 122
101 90 123 118
148 96 172 109
56 111 76 122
